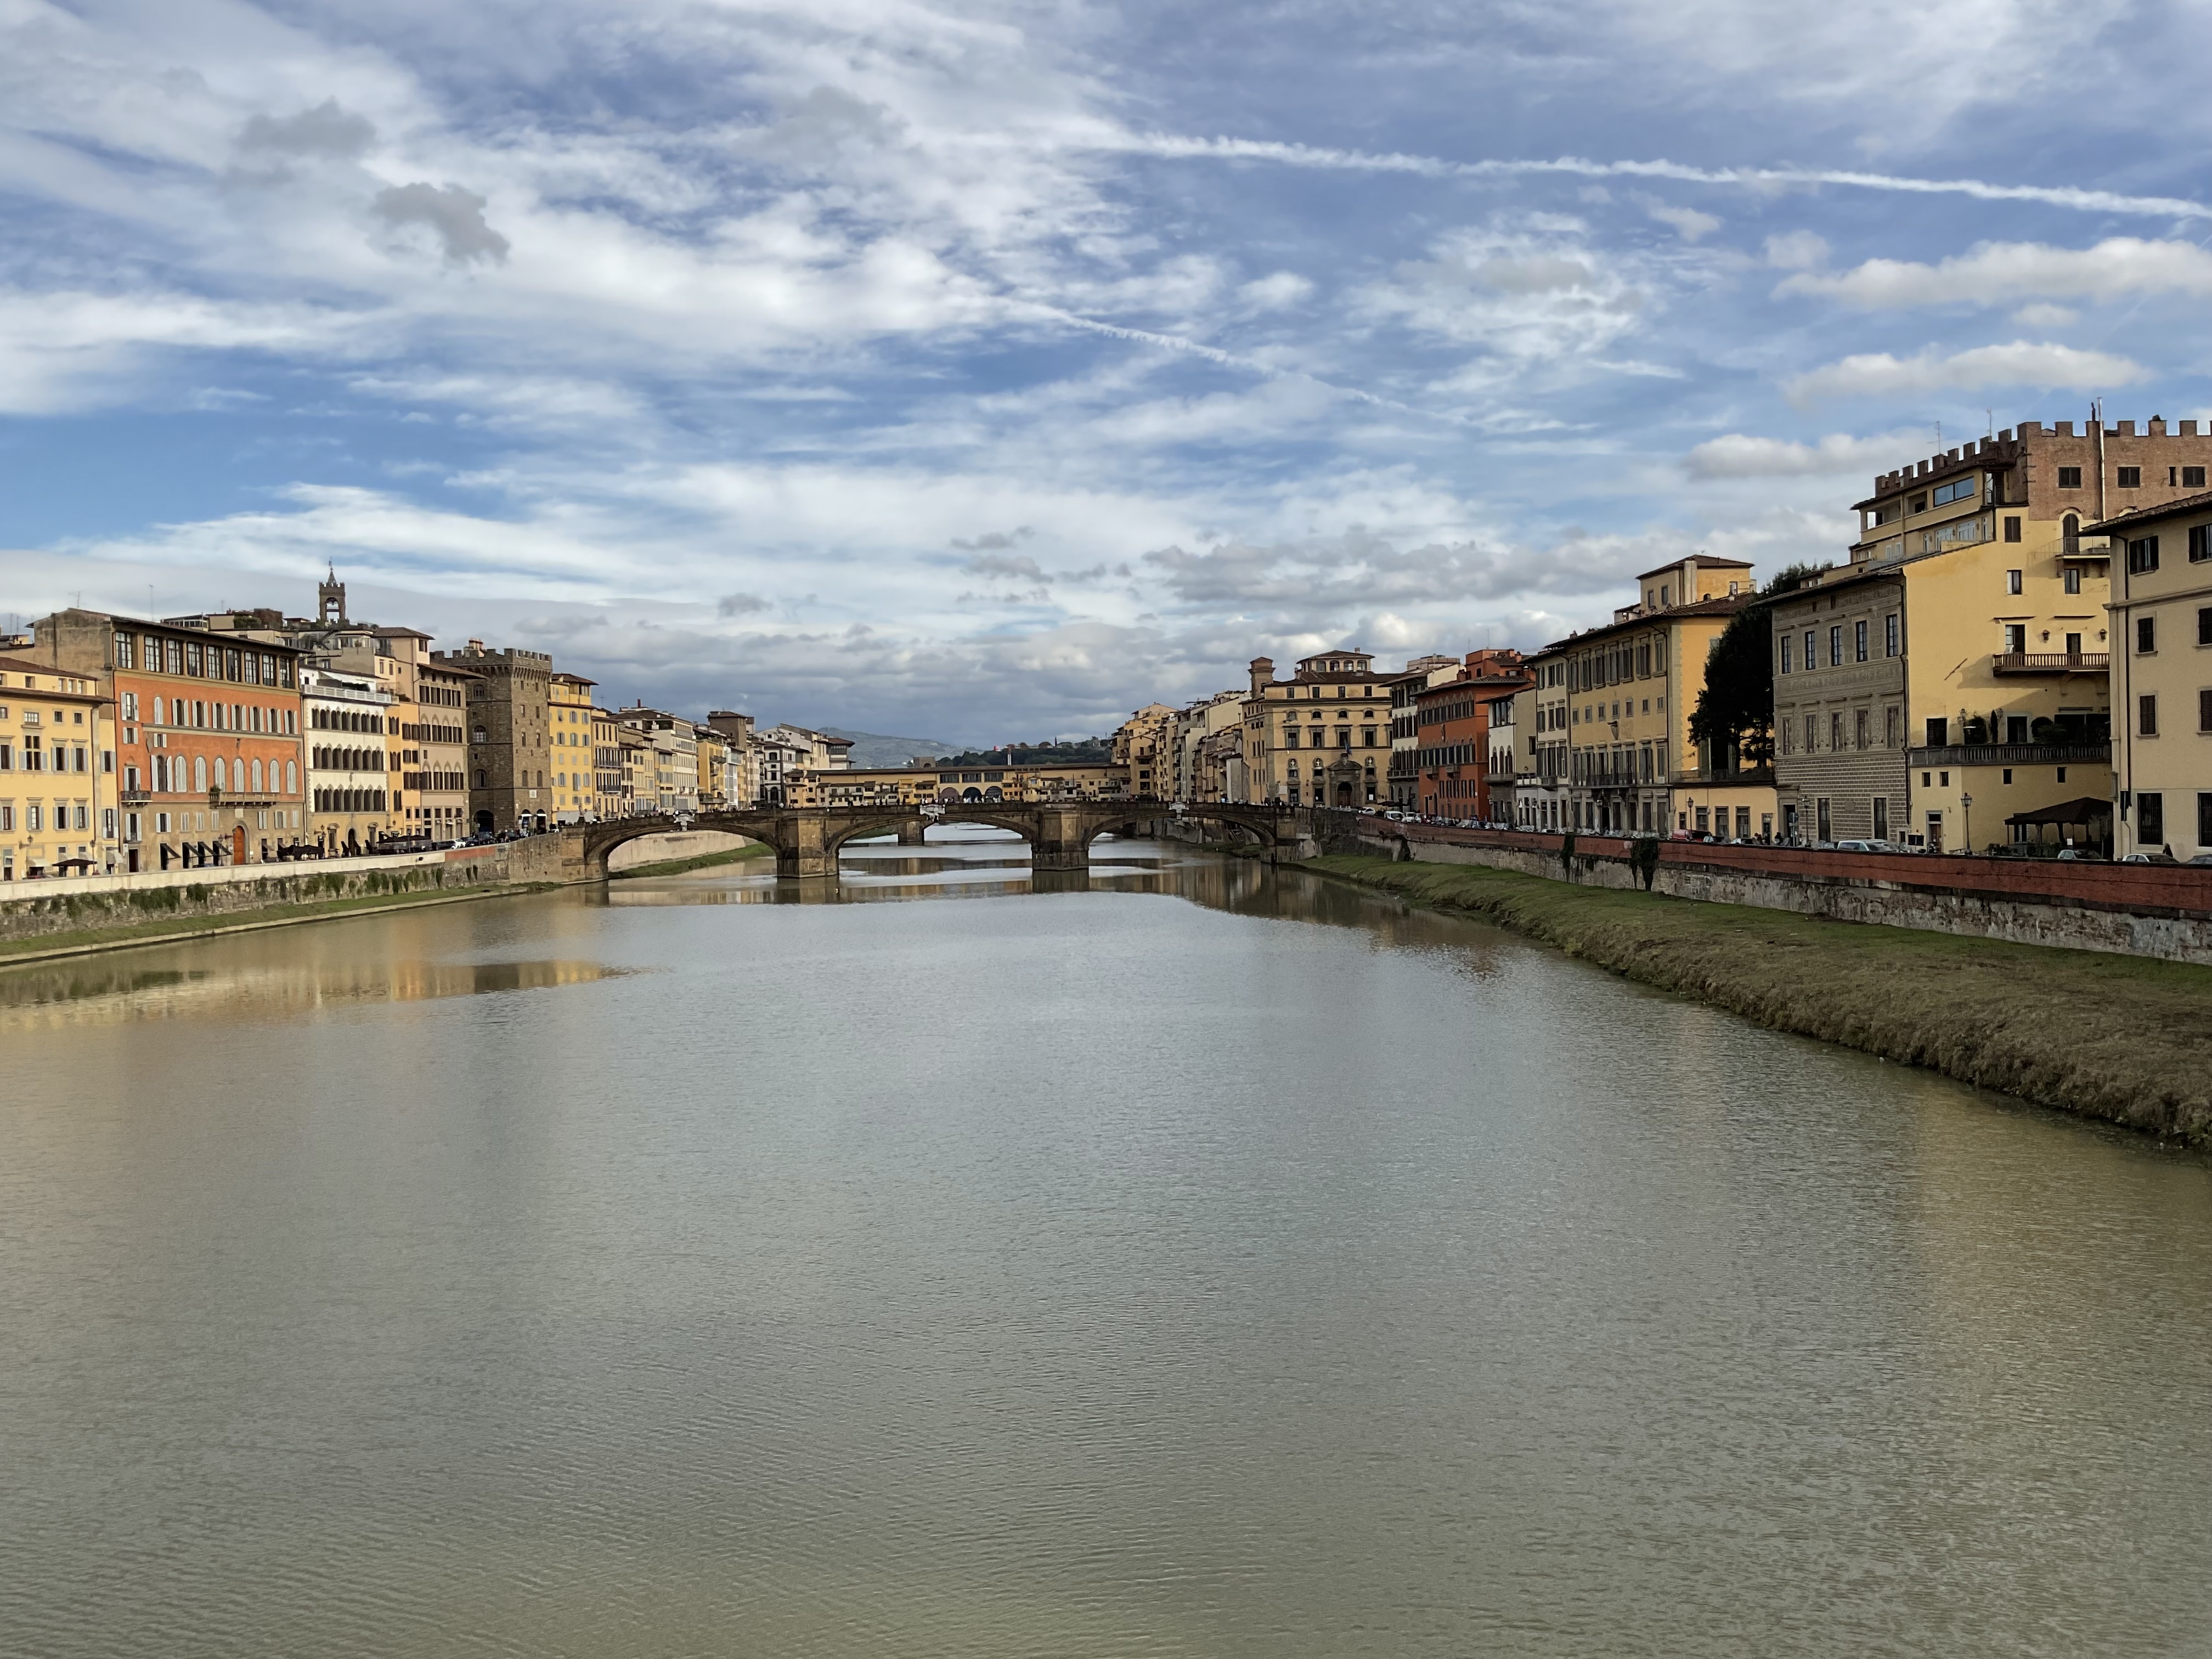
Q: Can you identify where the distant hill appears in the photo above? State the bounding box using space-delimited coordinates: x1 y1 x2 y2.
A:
817 728 961 769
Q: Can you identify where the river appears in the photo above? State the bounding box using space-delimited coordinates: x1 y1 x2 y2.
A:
2 831 2209 1658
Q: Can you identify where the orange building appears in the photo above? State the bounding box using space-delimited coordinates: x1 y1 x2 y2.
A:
31 609 308 871
1413 648 1531 820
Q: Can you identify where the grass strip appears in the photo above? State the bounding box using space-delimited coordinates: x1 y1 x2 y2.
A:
0 882 563 969
1305 853 2212 1145
608 842 774 881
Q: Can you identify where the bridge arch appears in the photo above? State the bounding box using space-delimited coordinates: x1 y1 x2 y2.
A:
580 811 791 878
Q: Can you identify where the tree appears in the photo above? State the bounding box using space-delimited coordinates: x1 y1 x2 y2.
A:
1689 564 1825 771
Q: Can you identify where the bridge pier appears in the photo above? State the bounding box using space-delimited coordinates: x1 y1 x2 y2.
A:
777 814 835 878
898 821 927 845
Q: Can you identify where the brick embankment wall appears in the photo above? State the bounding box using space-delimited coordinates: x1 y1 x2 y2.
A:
1351 825 2212 966
0 832 589 949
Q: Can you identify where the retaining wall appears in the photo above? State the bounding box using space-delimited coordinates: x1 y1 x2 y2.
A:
0 832 590 948
1351 823 2212 965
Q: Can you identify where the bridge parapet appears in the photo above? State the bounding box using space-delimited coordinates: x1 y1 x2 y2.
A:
578 801 1312 878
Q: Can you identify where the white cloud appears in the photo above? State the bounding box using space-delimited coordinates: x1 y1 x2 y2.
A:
1783 341 2146 405
1684 430 1928 479
1238 272 1314 311
2012 302 2079 328
1647 203 1720 242
1764 230 1829 270
1779 238 2212 309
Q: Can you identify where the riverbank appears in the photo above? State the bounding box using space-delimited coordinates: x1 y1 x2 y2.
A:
1305 854 2212 1145
608 842 773 881
0 881 566 968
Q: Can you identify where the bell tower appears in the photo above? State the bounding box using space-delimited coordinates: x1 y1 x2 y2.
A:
318 565 347 625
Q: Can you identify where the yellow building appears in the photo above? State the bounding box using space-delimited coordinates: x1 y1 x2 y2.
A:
0 657 116 879
1240 652 1392 806
695 724 729 808
2089 494 2212 856
1536 556 1775 837
1771 423 2149 850
1111 703 1177 798
549 672 599 821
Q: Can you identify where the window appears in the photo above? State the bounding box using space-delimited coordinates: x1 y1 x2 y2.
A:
1829 625 1842 667
2138 791 2164 844
2200 793 2212 849
1854 620 1869 662
1780 634 1793 674
2057 466 2082 489
1830 712 1843 752
2138 616 2157 654
2004 516 2022 543
1802 630 1815 671
1854 709 1869 749
2005 624 2027 653
1932 477 1976 506
2140 694 2159 737
1816 799 1832 842
2187 467 2207 489
1805 714 1818 752
2006 569 2022 595
2129 535 2160 574
2201 607 2212 645
2192 525 2212 563
1873 798 1889 840
2064 567 2082 595
1885 707 1900 747
1926 717 1947 747
2201 689 2212 733
1908 493 1927 514
2117 466 2141 489
1885 614 1900 657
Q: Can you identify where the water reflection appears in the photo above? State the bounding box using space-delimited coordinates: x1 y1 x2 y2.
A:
2 830 2209 1659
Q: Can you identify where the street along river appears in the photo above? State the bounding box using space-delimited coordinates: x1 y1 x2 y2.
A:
2 830 2209 1658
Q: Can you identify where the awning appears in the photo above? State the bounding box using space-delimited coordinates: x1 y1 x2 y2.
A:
2005 795 2112 827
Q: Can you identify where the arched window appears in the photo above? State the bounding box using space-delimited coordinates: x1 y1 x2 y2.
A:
475 769 488 788
252 759 264 792
153 696 165 725
194 756 208 792
286 761 297 794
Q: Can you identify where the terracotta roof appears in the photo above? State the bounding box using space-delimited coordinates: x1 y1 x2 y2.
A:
2085 489 2212 536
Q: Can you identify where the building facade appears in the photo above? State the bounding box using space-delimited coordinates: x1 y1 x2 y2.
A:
549 672 600 822
433 640 553 833
1411 649 1528 821
1241 652 1392 806
302 667 399 855
1386 655 1459 806
2089 493 2212 857
1769 422 2170 850
1547 556 1776 837
0 656 115 879
31 609 308 871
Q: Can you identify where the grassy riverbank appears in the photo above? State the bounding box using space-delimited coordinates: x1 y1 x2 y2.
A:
609 842 774 881
1305 854 2212 1145
0 882 564 968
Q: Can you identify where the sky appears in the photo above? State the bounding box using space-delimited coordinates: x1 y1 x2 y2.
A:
5 0 2212 744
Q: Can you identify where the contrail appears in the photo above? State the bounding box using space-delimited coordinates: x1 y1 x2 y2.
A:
1011 301 1474 424
1086 133 2212 223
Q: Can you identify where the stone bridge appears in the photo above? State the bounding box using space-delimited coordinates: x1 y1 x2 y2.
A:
580 801 1319 878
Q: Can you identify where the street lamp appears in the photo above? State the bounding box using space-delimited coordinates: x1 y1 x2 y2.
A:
1961 791 1974 855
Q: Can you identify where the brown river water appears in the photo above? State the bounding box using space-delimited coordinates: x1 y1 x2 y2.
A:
2 830 2209 1657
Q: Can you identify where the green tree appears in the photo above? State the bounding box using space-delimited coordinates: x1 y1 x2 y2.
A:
1688 564 1825 770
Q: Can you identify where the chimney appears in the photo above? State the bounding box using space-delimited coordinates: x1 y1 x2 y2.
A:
1248 656 1275 696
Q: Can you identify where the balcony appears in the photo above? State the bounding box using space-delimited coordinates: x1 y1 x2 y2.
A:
1906 742 2111 769
1990 651 2108 676
121 787 151 804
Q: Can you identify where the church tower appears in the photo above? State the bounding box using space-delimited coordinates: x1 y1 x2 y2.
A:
318 566 347 626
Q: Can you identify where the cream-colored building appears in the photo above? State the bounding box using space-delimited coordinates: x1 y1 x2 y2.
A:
1386 655 1460 808
1240 652 1392 807
1765 422 2186 851
550 672 600 822
1543 556 1775 838
617 708 699 816
695 725 730 809
1166 689 1247 802
0 657 116 879
1112 703 1177 799
302 667 400 855
2090 494 2212 856
1515 659 1570 831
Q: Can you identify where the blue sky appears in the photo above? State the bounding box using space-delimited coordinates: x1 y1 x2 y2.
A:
5 0 2212 743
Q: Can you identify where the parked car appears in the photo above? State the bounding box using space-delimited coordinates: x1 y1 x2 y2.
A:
1832 839 1876 853
2188 853 2212 866
2118 851 2179 865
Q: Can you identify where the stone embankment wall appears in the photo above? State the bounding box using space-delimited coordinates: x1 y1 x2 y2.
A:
0 833 589 948
1352 823 2212 966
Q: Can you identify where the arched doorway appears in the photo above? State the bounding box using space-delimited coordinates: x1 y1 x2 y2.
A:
1335 781 1354 806
475 810 494 833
